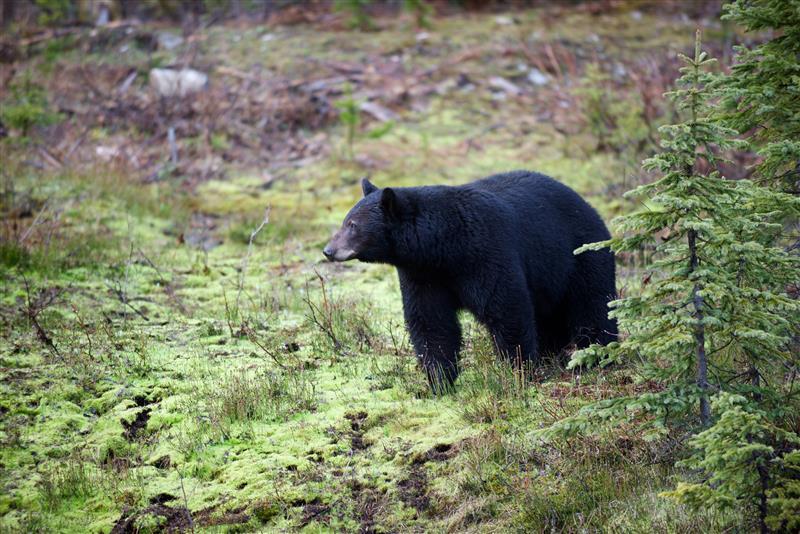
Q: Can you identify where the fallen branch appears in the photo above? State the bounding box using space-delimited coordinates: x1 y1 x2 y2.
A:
21 275 63 361
106 280 150 322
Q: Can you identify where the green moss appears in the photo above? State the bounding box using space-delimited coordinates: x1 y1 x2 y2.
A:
0 6 739 531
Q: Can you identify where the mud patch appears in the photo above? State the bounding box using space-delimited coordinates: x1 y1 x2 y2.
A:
300 497 331 528
152 455 172 469
349 480 385 534
133 394 152 407
413 442 460 464
194 504 251 527
149 493 178 505
121 407 151 441
344 410 369 451
111 503 192 533
398 465 429 514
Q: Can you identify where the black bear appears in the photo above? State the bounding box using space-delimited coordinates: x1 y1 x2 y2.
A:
323 171 617 392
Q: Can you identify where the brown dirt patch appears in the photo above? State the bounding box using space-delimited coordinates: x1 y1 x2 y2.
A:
344 410 369 452
413 442 460 464
397 465 429 514
348 480 385 534
194 504 251 527
121 407 151 441
300 498 331 528
151 455 171 469
149 493 178 505
111 503 192 533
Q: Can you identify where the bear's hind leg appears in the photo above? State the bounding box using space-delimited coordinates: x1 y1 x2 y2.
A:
565 295 617 349
474 279 539 369
535 310 572 358
566 260 618 348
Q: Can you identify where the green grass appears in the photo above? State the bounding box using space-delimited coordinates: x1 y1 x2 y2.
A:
0 5 749 532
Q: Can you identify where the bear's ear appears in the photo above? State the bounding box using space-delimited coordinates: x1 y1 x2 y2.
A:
361 177 378 197
381 187 400 218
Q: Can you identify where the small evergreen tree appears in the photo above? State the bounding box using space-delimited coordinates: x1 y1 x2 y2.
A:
333 0 375 31
663 3 800 529
716 0 800 191
663 393 800 533
545 28 800 532
556 32 756 430
403 0 433 29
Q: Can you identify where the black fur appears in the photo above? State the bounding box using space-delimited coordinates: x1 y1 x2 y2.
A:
324 171 617 392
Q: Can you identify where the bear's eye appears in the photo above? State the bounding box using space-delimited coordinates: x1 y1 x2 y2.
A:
348 220 357 229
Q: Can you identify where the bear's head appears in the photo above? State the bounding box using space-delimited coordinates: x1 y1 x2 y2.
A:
323 177 400 263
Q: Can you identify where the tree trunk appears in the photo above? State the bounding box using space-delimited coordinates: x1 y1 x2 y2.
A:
688 229 710 425
757 458 770 534
1 0 14 26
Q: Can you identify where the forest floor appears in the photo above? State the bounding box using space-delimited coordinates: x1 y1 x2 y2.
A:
1 3 746 532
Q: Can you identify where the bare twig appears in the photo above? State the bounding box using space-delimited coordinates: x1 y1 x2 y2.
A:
18 198 50 244
304 270 350 356
235 206 271 312
222 287 238 339
21 274 63 361
175 466 195 534
71 305 94 360
243 324 288 370
106 280 150 322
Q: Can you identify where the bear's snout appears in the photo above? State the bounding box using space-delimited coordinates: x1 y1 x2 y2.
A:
322 237 357 262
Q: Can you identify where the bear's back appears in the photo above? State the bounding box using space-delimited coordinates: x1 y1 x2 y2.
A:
463 170 611 250
467 171 577 206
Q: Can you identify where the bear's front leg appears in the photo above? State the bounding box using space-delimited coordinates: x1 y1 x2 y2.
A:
398 271 462 394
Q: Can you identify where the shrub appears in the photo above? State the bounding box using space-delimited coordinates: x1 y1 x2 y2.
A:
1 78 60 137
333 0 375 31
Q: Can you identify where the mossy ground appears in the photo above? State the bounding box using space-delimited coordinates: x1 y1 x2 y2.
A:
2 4 744 532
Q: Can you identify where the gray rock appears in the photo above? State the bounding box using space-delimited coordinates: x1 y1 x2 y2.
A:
157 32 184 50
95 3 110 26
527 68 549 86
489 76 521 96
360 101 398 122
149 68 208 98
95 145 119 161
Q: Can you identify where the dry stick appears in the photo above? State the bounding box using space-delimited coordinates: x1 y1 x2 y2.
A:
107 237 149 322
244 325 287 370
235 207 271 313
71 305 94 360
21 275 63 361
136 247 167 285
516 40 550 83
544 43 564 84
168 127 178 165
175 466 195 534
37 146 63 169
304 270 350 357
63 126 91 162
106 281 150 322
222 288 237 339
560 43 578 79
18 198 50 244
